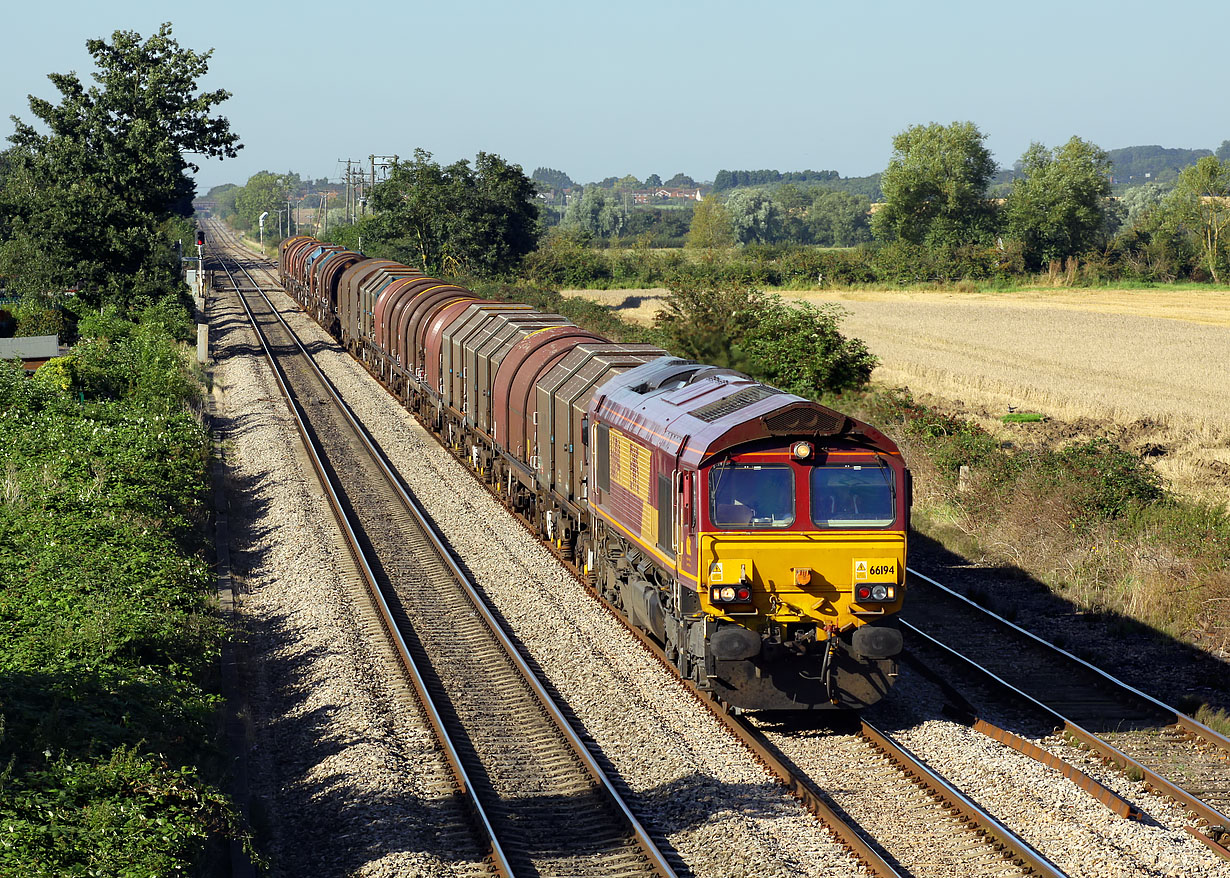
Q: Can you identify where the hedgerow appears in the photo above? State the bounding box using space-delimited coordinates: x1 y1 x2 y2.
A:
0 308 245 874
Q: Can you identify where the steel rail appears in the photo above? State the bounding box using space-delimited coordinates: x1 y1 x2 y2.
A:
211 236 676 878
906 566 1230 757
859 721 1070 878
900 649 1144 821
216 249 514 876
210 226 1072 876
901 617 1230 856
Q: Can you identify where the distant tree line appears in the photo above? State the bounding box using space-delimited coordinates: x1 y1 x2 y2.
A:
713 168 840 190
871 121 1230 282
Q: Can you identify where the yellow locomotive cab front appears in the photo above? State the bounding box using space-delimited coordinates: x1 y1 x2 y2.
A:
693 453 907 709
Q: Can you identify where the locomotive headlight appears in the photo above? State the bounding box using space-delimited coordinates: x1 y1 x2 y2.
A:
871 585 888 601
792 441 813 460
720 586 737 602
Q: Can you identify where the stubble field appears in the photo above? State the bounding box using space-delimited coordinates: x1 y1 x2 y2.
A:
560 286 1230 506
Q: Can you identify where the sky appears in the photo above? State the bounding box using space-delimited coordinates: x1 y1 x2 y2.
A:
2 0 1227 194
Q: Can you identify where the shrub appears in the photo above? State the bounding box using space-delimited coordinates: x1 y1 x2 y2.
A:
655 281 877 394
741 299 877 395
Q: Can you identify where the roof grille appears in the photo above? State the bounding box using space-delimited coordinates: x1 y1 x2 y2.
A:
691 385 778 423
762 404 848 436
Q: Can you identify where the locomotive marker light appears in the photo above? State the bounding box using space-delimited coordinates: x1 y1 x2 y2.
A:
855 584 897 603
791 440 813 460
710 585 753 604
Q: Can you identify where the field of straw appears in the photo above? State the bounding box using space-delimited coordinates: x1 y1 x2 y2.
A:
561 286 1230 505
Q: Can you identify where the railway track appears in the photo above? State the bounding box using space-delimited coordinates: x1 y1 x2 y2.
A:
207 229 677 878
902 566 1230 859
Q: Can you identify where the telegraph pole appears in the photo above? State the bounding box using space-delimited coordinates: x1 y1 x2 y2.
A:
338 155 396 224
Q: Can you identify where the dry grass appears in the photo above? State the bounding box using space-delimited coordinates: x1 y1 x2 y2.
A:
562 286 1230 506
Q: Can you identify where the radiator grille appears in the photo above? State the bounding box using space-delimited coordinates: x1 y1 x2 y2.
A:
761 405 848 436
691 385 778 423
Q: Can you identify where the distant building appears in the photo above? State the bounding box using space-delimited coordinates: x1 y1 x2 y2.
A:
0 335 65 372
630 187 706 204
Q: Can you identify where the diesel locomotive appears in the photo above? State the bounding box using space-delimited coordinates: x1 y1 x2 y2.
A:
277 234 909 710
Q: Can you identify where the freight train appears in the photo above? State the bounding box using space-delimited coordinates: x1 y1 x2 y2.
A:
276 235 909 710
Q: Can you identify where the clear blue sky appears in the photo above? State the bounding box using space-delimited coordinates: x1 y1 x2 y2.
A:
3 0 1226 193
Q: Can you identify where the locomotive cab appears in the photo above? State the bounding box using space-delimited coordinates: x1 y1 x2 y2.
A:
694 443 907 710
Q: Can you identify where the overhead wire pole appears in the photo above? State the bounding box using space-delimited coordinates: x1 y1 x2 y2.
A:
338 158 359 224
365 154 399 219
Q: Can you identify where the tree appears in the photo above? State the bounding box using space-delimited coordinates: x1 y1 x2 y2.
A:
655 281 875 394
562 186 624 240
685 195 735 250
232 171 294 234
664 172 697 188
871 121 997 248
1003 137 1113 268
726 189 782 245
809 191 872 246
645 173 662 188
531 166 574 189
1167 155 1230 282
0 24 240 311
1121 183 1166 227
1215 141 1230 163
742 299 876 396
369 149 539 274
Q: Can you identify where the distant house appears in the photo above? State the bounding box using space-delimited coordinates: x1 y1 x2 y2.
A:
629 187 706 204
657 188 704 201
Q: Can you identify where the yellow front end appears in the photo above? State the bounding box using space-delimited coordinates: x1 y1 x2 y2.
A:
699 530 906 630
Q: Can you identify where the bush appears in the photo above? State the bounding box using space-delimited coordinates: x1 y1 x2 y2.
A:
655 281 877 394
741 299 877 395
1050 438 1164 523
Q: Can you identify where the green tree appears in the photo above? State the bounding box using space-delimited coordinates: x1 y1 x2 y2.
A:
1216 141 1230 163
1167 155 1230 282
685 195 735 250
1003 137 1113 268
809 190 872 246
0 24 240 312
655 281 875 395
726 189 782 244
645 173 662 188
871 121 997 248
368 149 539 274
531 166 574 189
562 186 625 240
742 299 877 396
1122 183 1167 227
232 171 294 235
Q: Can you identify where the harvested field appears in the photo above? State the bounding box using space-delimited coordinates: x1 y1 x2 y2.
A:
559 287 1230 505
